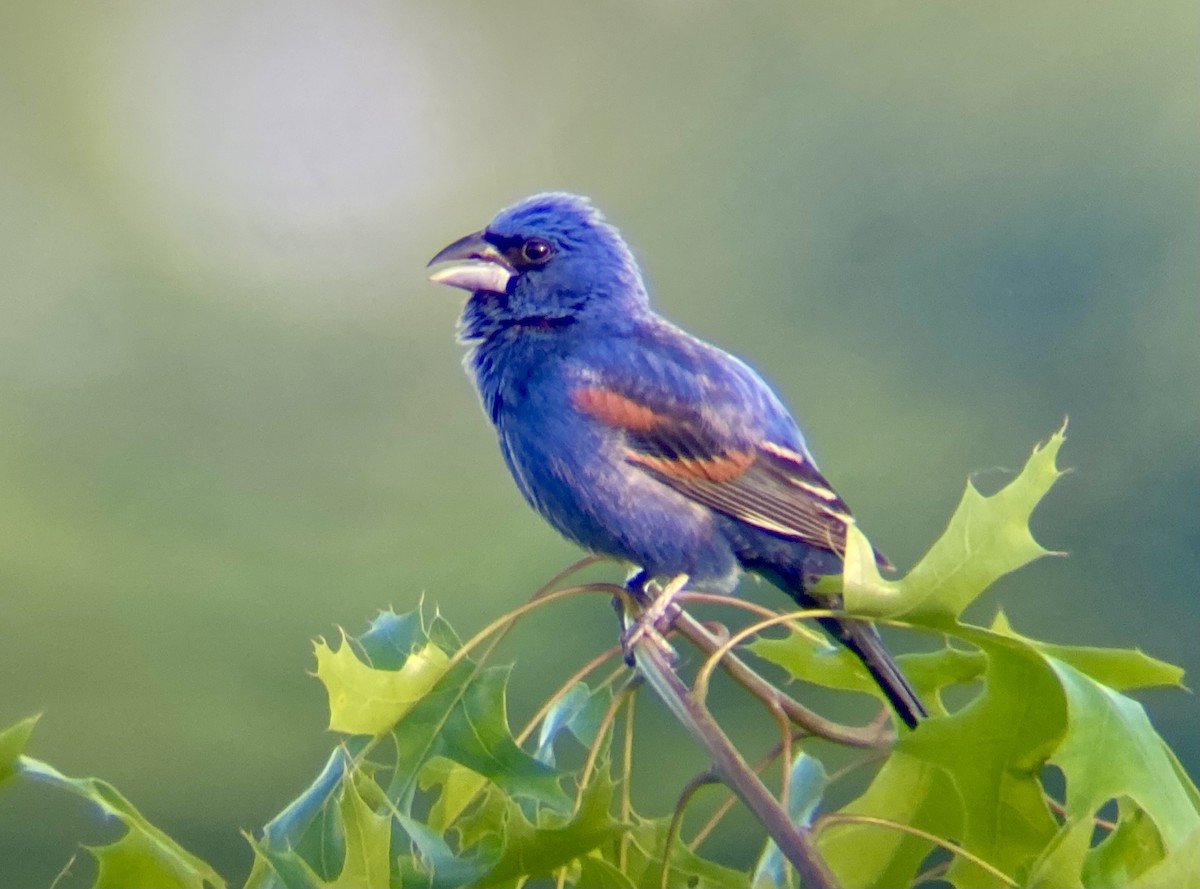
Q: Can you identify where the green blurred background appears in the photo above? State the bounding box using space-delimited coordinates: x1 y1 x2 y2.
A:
1 2 1197 884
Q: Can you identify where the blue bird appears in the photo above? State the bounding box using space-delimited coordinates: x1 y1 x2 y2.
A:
428 193 925 728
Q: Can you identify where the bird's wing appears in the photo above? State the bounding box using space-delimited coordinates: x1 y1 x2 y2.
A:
570 384 866 560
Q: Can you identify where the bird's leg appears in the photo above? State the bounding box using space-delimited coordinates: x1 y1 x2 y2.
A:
619 573 688 666
615 569 650 666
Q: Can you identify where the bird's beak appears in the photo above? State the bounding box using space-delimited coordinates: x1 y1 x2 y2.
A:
427 230 516 295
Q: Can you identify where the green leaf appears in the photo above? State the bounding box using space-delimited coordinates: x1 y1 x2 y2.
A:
253 743 348 854
624 815 751 889
535 682 594 766
17 756 224 888
820 753 961 889
393 812 500 889
1047 655 1200 883
822 623 1068 887
386 678 472 814
1082 800 1166 889
748 632 985 715
852 425 1067 622
897 646 988 698
475 768 625 885
251 745 382 887
329 775 391 889
315 631 451 735
245 840 326 889
89 832 219 889
990 610 1185 692
835 522 907 615
338 608 571 815
355 608 439 668
420 756 487 833
576 854 637 889
1025 817 1093 889
0 714 39 784
910 627 1066 887
753 752 826 889
1049 655 1199 840
748 632 879 697
437 665 569 808
1129 826 1200 888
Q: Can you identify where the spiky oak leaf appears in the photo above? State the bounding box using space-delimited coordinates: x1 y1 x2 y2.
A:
1044 655 1200 886
822 619 1197 889
990 610 1184 692
327 775 390 889
842 425 1067 623
430 664 568 808
576 855 638 888
393 811 500 889
748 634 985 716
473 768 624 886
16 756 223 889
244 844 325 889
0 715 38 784
622 815 750 889
314 631 450 736
419 755 487 834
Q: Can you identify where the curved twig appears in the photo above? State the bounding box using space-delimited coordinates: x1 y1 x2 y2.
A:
672 611 894 748
515 644 624 745
815 813 1018 888
693 608 840 704
620 691 636 873
675 591 828 645
576 678 639 809
448 581 626 672
661 769 722 889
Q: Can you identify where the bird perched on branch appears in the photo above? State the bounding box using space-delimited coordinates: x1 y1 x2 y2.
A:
428 193 925 728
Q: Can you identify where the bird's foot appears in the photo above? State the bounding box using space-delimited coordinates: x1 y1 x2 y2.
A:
619 573 688 666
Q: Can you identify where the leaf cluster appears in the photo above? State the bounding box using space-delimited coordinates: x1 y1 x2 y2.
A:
2 427 1197 888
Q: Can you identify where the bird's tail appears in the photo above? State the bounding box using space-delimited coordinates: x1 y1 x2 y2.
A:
821 616 927 729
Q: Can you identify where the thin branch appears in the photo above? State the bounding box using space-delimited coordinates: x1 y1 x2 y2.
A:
911 859 950 886
448 582 624 673
771 700 794 828
531 554 605 599
676 591 828 645
815 813 1018 888
515 644 623 745
671 611 895 748
662 770 722 889
620 691 637 873
47 853 77 889
628 602 841 889
1045 794 1116 832
687 735 799 851
576 680 638 809
693 608 840 704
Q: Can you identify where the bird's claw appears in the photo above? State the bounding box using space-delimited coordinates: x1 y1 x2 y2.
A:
619 574 688 666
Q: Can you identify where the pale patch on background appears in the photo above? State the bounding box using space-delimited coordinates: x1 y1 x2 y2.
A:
90 2 454 305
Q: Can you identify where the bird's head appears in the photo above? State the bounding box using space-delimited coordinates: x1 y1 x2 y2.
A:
428 193 649 338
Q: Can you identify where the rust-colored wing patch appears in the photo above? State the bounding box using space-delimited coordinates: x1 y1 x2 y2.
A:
571 382 887 565
571 385 661 431
629 449 755 483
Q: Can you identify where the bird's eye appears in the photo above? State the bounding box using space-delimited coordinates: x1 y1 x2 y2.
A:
521 238 552 264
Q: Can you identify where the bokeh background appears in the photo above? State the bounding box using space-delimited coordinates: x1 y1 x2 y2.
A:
2 2 1197 884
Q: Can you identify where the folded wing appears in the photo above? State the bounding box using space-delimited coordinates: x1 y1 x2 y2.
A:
571 385 887 565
